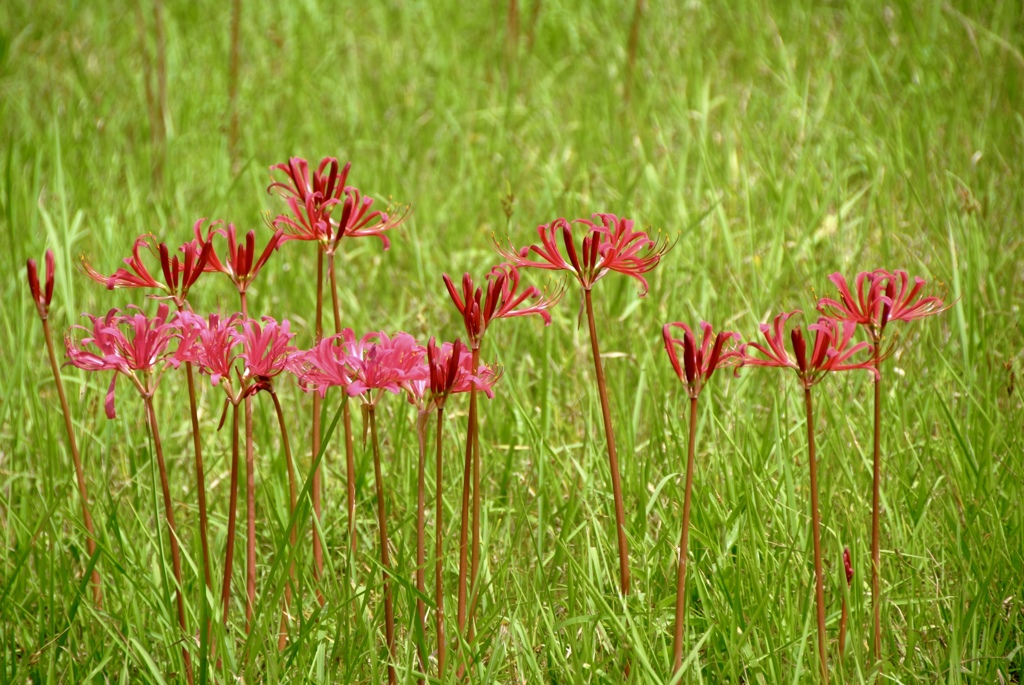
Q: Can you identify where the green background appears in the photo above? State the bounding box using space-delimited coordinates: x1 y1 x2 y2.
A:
1 0 1021 682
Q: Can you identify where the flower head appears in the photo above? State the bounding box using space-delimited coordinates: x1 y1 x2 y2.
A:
82 235 211 305
493 213 669 295
27 249 56 320
234 317 297 395
64 303 178 418
742 311 877 388
817 270 891 334
344 331 428 404
173 311 242 390
291 329 358 398
269 156 407 253
884 270 949 324
663 321 742 398
194 219 283 294
843 547 854 586
442 263 563 348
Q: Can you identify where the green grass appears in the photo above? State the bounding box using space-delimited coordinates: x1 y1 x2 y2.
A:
2 0 1023 682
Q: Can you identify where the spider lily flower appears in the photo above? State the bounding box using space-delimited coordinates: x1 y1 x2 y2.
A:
884 269 949 324
442 263 562 348
663 322 742 398
173 311 242 390
291 330 357 398
82 235 212 305
194 219 284 295
493 213 669 295
344 331 429 404
269 157 406 253
817 270 891 333
234 317 297 395
65 304 177 418
27 249 56 320
741 311 877 388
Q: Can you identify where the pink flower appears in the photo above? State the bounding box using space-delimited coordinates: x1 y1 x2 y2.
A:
843 547 854 586
493 213 669 295
442 263 563 348
194 219 284 294
234 317 297 394
27 249 55 319
742 311 877 388
291 329 357 398
64 304 178 418
173 311 242 388
663 322 742 398
344 331 428 403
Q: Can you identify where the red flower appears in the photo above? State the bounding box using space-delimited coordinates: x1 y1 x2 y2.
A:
818 269 948 335
742 311 877 388
82 235 211 304
423 337 501 407
843 547 854 585
663 321 742 398
884 269 948 324
194 219 283 294
817 270 890 332
268 156 406 253
493 213 669 295
234 317 297 394
64 304 178 418
27 249 56 319
442 263 563 348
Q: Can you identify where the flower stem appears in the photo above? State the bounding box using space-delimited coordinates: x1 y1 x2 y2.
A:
144 392 194 685
839 575 849 661
41 318 102 608
221 402 240 624
583 289 631 595
311 250 326 604
415 411 429 683
804 386 828 685
272 389 298 651
328 252 357 555
184 362 212 592
244 388 256 632
456 348 480 641
434 405 448 679
368 406 397 685
871 339 883 664
672 395 698 673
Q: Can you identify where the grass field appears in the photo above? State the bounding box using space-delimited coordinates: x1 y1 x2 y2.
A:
2 0 1023 682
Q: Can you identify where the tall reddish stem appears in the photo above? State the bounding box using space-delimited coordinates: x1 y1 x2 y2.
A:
41 318 102 607
328 252 357 555
272 389 298 651
456 348 480 640
672 395 698 672
240 290 257 631
469 353 483 641
871 339 883 663
183 361 212 596
221 401 241 624
583 289 631 595
434 406 448 678
311 251 325 603
415 411 429 682
804 386 828 685
368 406 397 685
244 386 256 631
144 392 194 685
